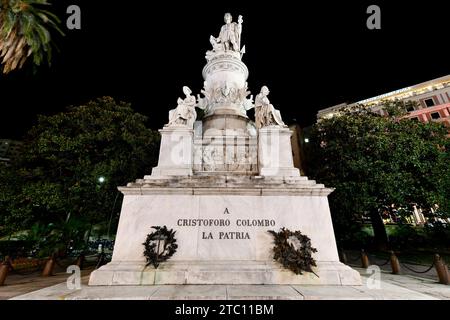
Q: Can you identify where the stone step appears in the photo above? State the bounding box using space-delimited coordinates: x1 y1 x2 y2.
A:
135 175 314 187
89 261 361 286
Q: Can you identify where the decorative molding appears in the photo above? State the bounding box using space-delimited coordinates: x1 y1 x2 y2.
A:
202 58 249 80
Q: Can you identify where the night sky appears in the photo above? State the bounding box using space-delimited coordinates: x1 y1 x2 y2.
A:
1 1 450 139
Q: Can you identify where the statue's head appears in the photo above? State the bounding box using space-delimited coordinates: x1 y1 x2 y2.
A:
183 86 192 96
224 13 232 24
261 86 270 96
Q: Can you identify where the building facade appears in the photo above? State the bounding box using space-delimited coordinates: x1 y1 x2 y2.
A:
316 75 450 225
317 75 450 130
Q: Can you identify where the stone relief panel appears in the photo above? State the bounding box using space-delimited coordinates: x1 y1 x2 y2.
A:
193 136 257 173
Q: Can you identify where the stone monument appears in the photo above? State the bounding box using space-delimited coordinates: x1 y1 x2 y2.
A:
89 13 361 286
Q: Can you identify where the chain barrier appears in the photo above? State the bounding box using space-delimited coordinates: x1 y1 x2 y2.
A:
343 251 390 266
341 248 443 276
399 261 435 274
373 256 391 267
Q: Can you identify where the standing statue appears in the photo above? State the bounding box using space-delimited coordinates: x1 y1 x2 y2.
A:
254 86 287 129
210 13 243 52
167 86 197 128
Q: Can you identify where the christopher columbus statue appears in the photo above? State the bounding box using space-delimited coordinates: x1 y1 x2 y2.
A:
210 13 243 52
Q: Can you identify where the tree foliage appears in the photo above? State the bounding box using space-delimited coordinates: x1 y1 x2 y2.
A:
0 162 28 235
0 97 160 247
306 102 449 249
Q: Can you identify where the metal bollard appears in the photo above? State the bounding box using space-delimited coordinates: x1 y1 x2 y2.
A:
41 254 56 277
361 249 370 269
390 251 401 274
339 248 348 264
0 257 10 286
434 254 449 285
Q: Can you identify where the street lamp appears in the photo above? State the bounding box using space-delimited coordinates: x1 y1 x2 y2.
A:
98 176 106 184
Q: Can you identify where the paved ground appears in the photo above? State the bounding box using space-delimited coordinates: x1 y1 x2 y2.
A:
0 267 95 300
4 266 449 300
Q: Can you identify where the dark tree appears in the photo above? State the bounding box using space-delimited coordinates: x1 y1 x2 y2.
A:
306 102 449 250
1 97 160 247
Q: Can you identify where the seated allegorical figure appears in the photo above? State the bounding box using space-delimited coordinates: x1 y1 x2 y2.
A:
254 86 287 129
166 86 197 128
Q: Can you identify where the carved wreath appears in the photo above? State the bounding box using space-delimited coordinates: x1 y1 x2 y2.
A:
268 228 318 276
143 226 178 269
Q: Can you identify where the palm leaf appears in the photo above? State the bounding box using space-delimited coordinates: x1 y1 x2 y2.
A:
0 0 64 74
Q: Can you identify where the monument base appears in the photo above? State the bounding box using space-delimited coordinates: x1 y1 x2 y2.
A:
260 167 300 177
88 175 361 286
89 260 361 286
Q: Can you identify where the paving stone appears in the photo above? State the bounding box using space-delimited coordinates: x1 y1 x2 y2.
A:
67 285 162 300
227 285 303 300
292 285 370 300
149 285 227 300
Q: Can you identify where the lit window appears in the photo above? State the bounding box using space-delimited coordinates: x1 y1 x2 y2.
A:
424 98 435 107
431 112 441 120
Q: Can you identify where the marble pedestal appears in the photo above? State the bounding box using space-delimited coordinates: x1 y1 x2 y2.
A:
89 175 361 286
258 127 300 177
151 127 194 177
89 261 360 286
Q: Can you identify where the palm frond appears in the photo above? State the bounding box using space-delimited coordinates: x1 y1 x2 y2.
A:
0 0 64 74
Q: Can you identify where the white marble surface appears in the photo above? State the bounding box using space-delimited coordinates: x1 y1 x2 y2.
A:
91 260 361 285
258 127 300 177
108 194 338 262
88 174 355 286
151 127 194 176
